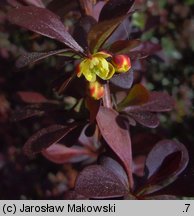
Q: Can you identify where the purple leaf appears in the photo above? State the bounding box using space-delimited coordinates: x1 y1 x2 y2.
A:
16 49 71 68
100 156 129 189
125 92 175 113
128 41 161 60
11 107 44 121
7 0 45 8
23 0 45 8
96 106 133 188
7 6 84 53
110 69 134 89
128 112 160 128
128 50 148 60
75 165 129 198
109 39 141 54
42 143 94 164
16 91 48 104
47 0 78 18
139 140 189 195
146 140 189 178
78 124 97 151
135 41 162 56
23 124 77 157
92 1 105 21
7 0 23 7
99 0 135 21
145 195 179 200
73 16 97 50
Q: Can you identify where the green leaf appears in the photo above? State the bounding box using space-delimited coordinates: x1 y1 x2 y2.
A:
118 84 150 110
88 12 134 53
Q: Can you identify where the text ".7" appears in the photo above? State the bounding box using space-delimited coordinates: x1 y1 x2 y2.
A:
183 204 190 213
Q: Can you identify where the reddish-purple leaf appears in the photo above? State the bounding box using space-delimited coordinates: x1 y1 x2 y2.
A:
7 0 45 8
146 140 188 178
128 50 148 60
121 114 137 126
75 165 129 198
23 0 45 8
16 49 71 68
42 143 94 164
78 124 97 152
23 124 77 156
139 140 189 195
16 91 48 104
110 69 134 89
100 156 129 189
107 19 131 44
128 112 160 128
99 0 135 21
127 41 161 60
7 0 23 7
47 0 78 18
11 107 44 121
135 41 162 56
92 1 105 21
7 6 84 53
73 16 97 50
109 39 141 54
64 190 87 200
96 106 133 189
125 92 175 113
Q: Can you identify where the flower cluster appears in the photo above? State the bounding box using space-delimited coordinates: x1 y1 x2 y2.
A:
76 51 131 99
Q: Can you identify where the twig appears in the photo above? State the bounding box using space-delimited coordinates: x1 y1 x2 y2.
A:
102 82 112 109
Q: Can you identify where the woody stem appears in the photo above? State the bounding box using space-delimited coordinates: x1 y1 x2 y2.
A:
102 82 112 109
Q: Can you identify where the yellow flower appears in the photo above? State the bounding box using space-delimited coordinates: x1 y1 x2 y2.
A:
76 52 115 82
88 81 104 100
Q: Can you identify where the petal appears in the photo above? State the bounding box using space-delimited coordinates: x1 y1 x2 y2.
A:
106 63 115 79
100 57 109 71
83 70 96 82
97 63 115 80
79 59 88 72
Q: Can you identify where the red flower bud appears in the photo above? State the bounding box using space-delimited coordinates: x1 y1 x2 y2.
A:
88 81 104 100
112 54 131 73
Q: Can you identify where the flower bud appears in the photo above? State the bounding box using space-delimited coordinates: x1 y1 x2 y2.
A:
112 54 131 73
88 81 104 100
